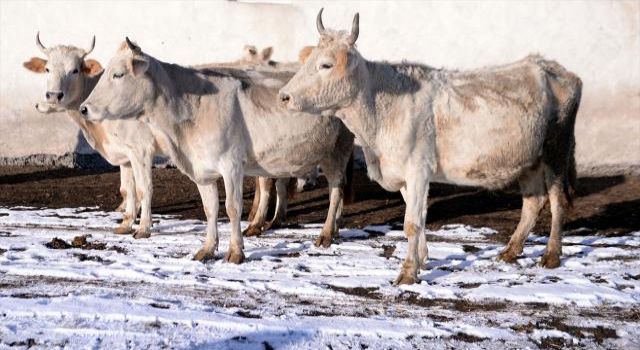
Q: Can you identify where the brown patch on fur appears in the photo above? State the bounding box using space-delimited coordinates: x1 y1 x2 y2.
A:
23 57 47 73
298 46 314 63
83 59 103 76
334 49 348 78
82 121 110 155
405 222 419 238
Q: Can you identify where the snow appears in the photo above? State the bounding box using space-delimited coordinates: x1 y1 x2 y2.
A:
1 206 639 349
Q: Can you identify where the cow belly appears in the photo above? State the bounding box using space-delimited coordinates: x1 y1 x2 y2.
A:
434 116 543 189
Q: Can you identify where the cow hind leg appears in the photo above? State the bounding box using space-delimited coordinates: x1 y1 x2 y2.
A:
264 178 288 231
114 164 136 235
498 166 547 263
315 162 345 248
193 183 220 262
247 177 261 222
222 165 245 264
540 168 567 268
243 177 273 237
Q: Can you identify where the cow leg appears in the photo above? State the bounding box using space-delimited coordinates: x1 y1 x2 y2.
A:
395 176 429 285
114 164 136 235
131 153 153 239
193 182 220 262
115 165 130 212
418 191 429 265
265 178 288 231
315 164 344 247
243 177 272 237
247 177 261 222
498 167 547 263
540 172 566 268
222 165 245 264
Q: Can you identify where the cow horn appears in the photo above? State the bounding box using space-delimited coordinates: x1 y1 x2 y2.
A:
36 31 48 54
347 13 359 46
84 35 95 56
316 8 326 35
125 37 140 53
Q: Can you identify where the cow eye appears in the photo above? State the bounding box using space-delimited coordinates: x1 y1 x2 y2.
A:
72 68 79 74
45 68 50 73
112 73 124 79
321 63 333 70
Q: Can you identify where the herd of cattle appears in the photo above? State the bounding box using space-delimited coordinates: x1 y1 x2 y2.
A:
23 9 582 285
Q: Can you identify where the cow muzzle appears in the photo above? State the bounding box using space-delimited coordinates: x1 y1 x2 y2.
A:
45 91 64 104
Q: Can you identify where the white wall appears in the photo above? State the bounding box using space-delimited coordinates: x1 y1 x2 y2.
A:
1 0 638 173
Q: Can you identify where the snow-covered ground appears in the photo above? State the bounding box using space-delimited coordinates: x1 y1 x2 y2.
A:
0 206 639 349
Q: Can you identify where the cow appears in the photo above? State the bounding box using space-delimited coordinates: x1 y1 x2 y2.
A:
79 38 354 263
23 33 162 239
199 45 322 236
278 9 582 285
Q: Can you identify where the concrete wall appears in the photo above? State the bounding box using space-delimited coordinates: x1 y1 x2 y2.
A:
1 0 638 173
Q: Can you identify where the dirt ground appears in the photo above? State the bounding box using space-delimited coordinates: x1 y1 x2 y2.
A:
1 166 638 241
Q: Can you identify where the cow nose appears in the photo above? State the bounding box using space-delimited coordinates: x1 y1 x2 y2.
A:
79 105 88 116
56 92 64 101
279 92 291 104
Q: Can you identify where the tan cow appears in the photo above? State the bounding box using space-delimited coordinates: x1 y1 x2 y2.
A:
80 39 354 263
23 33 161 238
279 10 582 284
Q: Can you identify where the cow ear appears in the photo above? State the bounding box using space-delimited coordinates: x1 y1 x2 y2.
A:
129 57 149 77
298 46 314 64
23 57 47 73
261 47 273 61
83 59 103 76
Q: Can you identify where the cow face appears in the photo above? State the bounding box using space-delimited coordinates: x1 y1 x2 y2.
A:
279 9 361 116
80 38 154 122
23 32 102 113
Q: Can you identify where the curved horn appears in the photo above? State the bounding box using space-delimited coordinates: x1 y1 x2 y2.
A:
125 37 140 52
347 13 360 46
84 35 95 56
316 8 326 35
36 31 48 54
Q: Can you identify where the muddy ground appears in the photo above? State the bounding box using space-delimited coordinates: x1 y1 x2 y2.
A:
0 166 638 242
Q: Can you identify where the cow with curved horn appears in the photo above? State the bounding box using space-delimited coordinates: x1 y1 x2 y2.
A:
23 33 171 238
80 37 354 263
279 9 582 285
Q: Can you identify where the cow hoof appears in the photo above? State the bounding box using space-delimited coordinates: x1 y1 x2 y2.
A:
243 225 263 237
314 234 333 248
193 249 216 262
394 272 419 286
133 229 151 239
114 226 133 235
264 219 282 231
540 252 561 268
224 250 245 264
497 249 519 264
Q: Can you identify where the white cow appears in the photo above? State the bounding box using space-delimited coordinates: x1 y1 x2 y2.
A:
279 10 582 284
80 39 354 263
23 33 161 238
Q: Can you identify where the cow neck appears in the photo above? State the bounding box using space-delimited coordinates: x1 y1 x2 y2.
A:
142 58 197 177
64 72 105 147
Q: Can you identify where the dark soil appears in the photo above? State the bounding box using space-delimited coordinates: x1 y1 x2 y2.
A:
1 166 638 242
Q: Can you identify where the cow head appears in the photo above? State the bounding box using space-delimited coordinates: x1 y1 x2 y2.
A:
279 9 362 115
23 32 102 113
242 45 273 65
80 38 154 122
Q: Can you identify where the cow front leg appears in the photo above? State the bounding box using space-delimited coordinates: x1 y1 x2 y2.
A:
243 177 273 237
114 165 129 212
222 165 245 264
193 182 220 262
316 177 343 248
131 153 153 239
395 177 429 285
114 164 136 235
